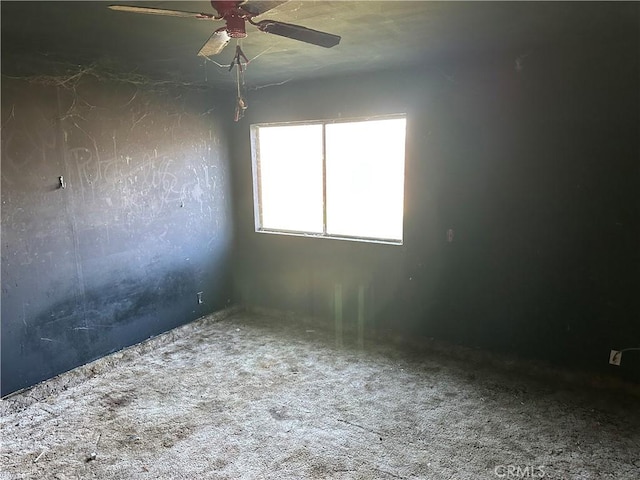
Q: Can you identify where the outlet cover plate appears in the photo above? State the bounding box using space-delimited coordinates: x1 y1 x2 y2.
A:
609 350 622 366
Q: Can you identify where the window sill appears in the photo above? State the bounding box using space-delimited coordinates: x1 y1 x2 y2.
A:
255 228 403 246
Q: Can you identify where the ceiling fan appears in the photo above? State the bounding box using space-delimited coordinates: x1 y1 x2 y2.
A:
108 1 341 57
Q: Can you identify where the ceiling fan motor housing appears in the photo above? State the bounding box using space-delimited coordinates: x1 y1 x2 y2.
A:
212 0 247 38
226 13 247 38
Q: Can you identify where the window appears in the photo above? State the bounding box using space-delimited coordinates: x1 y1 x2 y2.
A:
251 115 406 243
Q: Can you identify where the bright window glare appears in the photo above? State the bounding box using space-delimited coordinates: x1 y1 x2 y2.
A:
325 118 406 241
257 124 324 232
252 116 406 243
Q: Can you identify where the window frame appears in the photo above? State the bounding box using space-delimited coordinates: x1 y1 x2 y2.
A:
250 114 407 245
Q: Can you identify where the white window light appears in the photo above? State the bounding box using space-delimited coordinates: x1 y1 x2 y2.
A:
251 115 406 244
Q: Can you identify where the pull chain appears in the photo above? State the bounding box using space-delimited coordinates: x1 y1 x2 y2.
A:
231 40 248 122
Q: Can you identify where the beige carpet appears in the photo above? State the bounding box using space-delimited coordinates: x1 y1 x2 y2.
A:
2 309 639 479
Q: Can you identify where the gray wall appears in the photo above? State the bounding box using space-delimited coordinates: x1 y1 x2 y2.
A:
1 77 234 396
231 39 639 381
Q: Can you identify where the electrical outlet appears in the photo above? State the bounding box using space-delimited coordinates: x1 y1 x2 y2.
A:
197 292 204 305
609 350 622 366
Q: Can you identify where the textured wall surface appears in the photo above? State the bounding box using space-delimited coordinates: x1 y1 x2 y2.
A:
1 76 234 395
231 37 639 381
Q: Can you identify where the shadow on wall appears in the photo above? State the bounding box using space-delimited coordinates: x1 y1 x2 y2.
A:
1 73 234 396
231 46 640 383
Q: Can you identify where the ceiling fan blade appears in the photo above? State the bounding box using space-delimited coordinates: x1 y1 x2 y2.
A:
198 29 231 57
255 20 341 48
239 1 289 16
108 5 216 19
